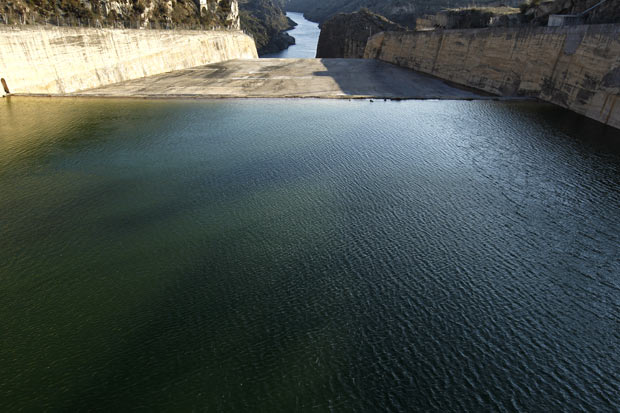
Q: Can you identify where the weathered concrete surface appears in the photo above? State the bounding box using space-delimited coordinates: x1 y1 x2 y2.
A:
365 24 620 129
0 26 257 95
69 58 484 99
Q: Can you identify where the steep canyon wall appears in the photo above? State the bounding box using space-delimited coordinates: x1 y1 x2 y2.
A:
316 9 404 58
0 26 257 94
365 25 620 128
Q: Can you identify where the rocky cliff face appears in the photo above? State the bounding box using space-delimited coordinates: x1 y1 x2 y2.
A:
414 0 620 30
286 0 520 27
316 9 403 58
0 0 240 29
521 0 620 25
238 0 295 54
0 0 296 55
416 7 521 30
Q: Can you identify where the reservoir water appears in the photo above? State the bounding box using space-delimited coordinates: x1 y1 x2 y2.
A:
263 12 320 58
1 97 619 411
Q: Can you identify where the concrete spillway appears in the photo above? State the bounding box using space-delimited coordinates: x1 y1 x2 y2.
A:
4 23 617 129
0 24 482 100
66 58 483 100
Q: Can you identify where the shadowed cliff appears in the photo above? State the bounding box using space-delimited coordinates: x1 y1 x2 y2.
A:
316 9 404 58
238 0 296 54
286 0 521 27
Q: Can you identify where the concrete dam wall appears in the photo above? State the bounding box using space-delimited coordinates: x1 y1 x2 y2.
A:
0 26 257 94
365 24 620 129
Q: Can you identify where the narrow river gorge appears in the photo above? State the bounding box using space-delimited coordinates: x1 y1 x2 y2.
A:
263 12 321 58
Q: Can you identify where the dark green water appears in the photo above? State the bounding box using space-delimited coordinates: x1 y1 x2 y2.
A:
1 97 619 411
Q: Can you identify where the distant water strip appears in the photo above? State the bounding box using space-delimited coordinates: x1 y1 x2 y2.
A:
262 12 320 58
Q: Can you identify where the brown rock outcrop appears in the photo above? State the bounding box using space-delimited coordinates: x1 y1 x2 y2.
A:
523 0 620 25
416 7 521 30
286 0 522 27
0 0 240 29
238 0 296 55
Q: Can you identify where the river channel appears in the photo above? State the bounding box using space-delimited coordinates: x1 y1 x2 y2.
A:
263 12 320 58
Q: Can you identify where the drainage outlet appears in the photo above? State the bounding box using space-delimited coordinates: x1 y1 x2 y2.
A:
1 78 10 94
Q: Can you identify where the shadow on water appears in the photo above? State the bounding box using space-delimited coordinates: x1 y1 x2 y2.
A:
488 99 620 153
312 58 620 138
1 97 619 411
55 236 356 411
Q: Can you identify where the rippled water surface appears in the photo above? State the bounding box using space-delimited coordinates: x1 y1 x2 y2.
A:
262 12 320 58
1 98 619 411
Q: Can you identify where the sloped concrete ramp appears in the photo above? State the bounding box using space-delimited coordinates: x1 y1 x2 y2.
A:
72 58 484 99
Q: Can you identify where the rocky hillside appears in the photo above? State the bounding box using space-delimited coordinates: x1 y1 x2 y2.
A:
316 8 403 58
286 0 521 27
0 0 240 28
416 7 521 30
239 0 295 54
521 0 620 25
0 0 296 54
414 0 620 29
